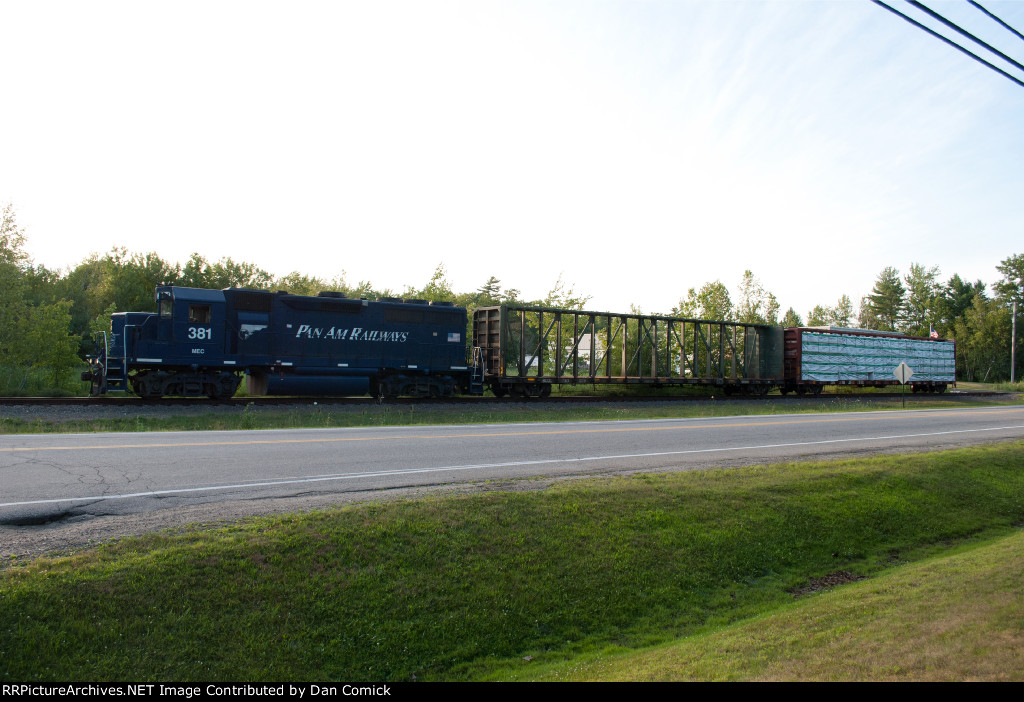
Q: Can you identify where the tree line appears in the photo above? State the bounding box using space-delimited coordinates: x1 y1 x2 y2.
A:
1 204 1021 392
670 262 1022 383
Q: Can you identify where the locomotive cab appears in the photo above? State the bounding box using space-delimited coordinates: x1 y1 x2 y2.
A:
163 287 228 363
85 286 242 399
122 286 230 367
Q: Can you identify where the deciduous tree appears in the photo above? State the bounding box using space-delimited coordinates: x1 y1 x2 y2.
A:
735 270 779 325
674 281 733 321
953 294 1011 382
994 253 1024 308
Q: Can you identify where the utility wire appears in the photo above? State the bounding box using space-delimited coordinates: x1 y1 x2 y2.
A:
908 0 1024 73
968 0 1024 45
871 0 1024 88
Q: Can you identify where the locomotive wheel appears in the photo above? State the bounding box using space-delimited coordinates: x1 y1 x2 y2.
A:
207 373 240 400
207 384 233 401
136 382 164 400
131 373 164 400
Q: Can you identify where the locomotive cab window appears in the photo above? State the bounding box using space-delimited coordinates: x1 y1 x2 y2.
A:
189 305 211 324
159 298 172 318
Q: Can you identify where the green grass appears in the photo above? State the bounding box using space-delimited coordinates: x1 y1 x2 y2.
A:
3 441 1024 681
0 364 87 397
501 528 1024 681
3 393 1022 435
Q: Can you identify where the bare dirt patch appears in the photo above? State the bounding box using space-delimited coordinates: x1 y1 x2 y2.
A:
789 570 867 596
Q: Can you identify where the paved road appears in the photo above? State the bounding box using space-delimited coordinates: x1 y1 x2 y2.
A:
3 407 1023 531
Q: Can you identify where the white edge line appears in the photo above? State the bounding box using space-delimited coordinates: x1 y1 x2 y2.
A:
3 424 1023 509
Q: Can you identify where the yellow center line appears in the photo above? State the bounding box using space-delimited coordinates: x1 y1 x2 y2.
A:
2 407 1023 453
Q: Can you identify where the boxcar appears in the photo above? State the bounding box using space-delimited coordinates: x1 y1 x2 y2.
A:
781 326 955 395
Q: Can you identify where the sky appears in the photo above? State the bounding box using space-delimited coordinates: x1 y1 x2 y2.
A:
2 0 1023 319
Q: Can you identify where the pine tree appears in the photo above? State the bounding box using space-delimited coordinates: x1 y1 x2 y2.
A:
865 267 905 332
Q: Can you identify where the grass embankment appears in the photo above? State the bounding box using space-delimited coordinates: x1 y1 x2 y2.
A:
2 393 1021 435
3 442 1024 681
505 528 1024 681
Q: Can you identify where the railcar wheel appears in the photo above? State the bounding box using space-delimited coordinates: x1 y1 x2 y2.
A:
491 385 508 398
539 385 552 398
810 385 823 396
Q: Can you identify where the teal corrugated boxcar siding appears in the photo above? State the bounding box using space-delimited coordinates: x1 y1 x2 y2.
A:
800 332 955 382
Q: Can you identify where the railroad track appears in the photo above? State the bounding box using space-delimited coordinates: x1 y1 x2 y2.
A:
0 390 1007 408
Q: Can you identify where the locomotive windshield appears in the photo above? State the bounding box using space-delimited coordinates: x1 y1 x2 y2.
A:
158 291 172 318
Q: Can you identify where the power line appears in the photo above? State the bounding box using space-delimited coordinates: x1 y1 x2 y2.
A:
871 0 1024 88
908 0 1024 73
968 0 1024 45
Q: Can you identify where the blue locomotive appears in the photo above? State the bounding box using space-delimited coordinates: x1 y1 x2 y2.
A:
84 285 483 399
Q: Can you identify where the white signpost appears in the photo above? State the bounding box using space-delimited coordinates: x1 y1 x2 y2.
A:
894 363 913 408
